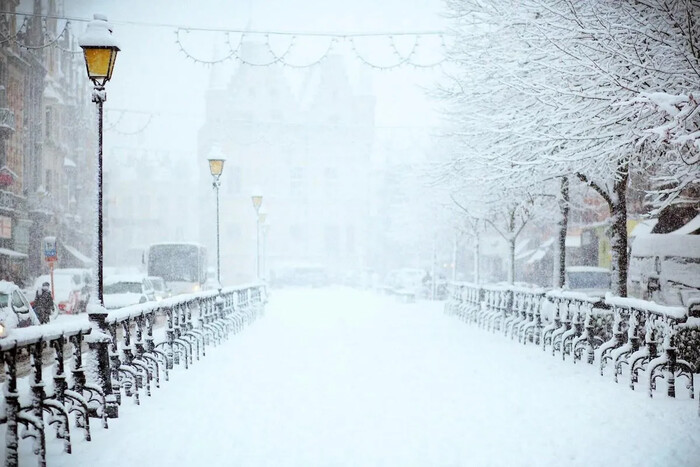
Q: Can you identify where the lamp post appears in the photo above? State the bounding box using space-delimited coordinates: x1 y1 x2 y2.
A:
261 220 270 282
208 151 226 286
79 13 119 306
79 13 120 418
258 208 267 281
251 191 263 280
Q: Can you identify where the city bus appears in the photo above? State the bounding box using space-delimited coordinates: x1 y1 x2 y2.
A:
145 242 207 296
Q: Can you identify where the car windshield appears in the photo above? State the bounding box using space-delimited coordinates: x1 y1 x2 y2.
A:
104 282 142 294
151 279 165 291
567 271 611 289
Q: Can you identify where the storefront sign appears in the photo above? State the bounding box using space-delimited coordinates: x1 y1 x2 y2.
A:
43 236 57 262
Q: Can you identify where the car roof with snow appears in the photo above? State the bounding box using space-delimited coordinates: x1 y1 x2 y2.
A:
566 266 610 273
0 280 20 294
104 274 148 285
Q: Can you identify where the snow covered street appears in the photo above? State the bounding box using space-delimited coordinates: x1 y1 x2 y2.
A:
44 287 700 467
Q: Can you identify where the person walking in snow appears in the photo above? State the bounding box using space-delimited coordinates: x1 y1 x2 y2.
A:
34 282 54 324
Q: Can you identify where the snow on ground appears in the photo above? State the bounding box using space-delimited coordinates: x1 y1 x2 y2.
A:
22 287 700 466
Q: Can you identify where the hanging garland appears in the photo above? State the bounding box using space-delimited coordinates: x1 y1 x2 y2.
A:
1 9 449 70
175 28 447 69
104 109 154 136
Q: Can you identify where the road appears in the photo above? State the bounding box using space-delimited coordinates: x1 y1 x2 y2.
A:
28 287 700 466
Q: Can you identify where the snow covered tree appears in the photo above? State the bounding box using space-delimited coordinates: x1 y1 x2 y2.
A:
438 0 700 295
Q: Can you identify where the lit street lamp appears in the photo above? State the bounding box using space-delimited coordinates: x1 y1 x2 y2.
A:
79 13 120 417
251 191 263 280
258 208 268 281
79 13 119 306
208 150 226 286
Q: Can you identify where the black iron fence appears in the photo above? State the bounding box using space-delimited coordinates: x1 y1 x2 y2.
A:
1 284 266 467
445 282 700 414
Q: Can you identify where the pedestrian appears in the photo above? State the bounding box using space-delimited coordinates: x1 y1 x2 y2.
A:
34 282 54 324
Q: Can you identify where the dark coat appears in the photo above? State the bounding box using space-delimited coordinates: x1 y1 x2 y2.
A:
34 290 54 324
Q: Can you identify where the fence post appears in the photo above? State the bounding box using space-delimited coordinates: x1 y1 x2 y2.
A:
87 312 119 418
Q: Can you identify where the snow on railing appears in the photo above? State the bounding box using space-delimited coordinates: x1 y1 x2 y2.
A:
444 281 699 415
0 283 267 467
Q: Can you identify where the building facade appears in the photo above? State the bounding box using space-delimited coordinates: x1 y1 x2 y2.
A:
0 0 96 286
198 43 375 285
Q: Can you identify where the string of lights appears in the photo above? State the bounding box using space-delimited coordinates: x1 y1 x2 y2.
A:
1 9 449 69
104 109 154 136
21 18 70 50
0 16 28 45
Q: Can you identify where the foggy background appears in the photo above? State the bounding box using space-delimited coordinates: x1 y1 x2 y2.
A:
65 0 452 285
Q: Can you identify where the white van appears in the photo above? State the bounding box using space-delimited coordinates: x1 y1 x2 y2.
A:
628 215 700 307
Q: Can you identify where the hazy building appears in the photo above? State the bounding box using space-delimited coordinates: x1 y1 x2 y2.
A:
198 43 375 285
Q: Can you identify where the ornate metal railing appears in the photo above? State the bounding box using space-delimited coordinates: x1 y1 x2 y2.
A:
445 282 699 414
0 284 266 467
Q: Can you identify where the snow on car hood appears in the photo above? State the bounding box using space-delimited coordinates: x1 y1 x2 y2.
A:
104 293 144 310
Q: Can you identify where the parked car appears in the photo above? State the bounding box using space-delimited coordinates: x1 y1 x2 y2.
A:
628 219 700 307
103 275 156 310
147 276 171 301
564 266 612 298
0 281 40 338
382 268 429 300
31 268 90 314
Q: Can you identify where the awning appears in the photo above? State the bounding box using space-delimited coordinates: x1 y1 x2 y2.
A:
0 247 28 259
61 243 93 267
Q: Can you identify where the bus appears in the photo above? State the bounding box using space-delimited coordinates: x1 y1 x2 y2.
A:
145 242 207 296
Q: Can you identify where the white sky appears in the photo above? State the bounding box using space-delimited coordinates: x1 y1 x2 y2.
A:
65 0 448 155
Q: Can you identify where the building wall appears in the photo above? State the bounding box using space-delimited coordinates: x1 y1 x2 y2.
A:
198 45 375 285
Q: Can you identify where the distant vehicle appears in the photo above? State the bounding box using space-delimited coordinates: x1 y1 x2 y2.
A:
103 275 156 310
628 216 700 307
203 267 221 291
145 242 207 295
31 268 91 314
383 268 429 300
272 264 329 288
0 281 40 338
147 276 171 301
564 266 611 298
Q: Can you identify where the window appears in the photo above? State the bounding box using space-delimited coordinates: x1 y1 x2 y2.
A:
45 107 52 139
11 290 26 310
45 169 52 193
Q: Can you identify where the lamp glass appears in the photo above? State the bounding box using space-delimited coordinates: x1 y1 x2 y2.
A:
82 47 118 83
208 158 225 177
251 195 263 210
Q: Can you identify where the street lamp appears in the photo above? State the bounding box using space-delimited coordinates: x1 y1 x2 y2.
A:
79 14 120 306
208 149 226 286
251 191 263 280
79 13 119 418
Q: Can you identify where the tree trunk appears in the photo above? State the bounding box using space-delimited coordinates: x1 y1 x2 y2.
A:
554 177 569 288
610 168 629 297
508 238 515 284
